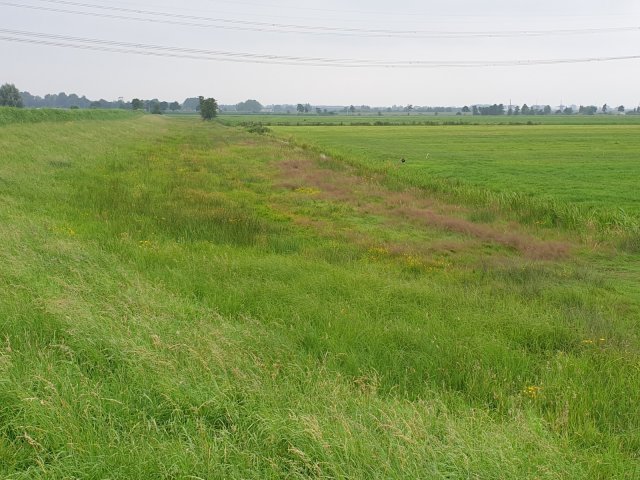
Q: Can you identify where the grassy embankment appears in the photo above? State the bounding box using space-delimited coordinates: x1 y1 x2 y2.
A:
0 107 138 126
1 115 639 478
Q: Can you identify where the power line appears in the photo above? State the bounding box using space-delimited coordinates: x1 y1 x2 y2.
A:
203 0 634 20
2 28 640 68
3 0 639 38
0 29 394 64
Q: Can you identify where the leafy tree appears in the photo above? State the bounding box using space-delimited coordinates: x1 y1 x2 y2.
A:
462 106 470 113
514 106 520 115
618 105 625 113
578 105 591 115
602 104 608 114
543 105 552 115
304 104 311 113
349 105 356 114
199 96 218 120
521 104 530 115
0 83 23 107
54 92 68 108
476 104 505 116
149 101 162 114
169 101 181 111
237 99 263 113
563 107 573 115
296 104 304 114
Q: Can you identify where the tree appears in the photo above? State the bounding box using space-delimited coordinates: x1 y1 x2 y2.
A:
349 105 356 115
237 99 263 113
0 83 23 107
521 104 530 115
476 104 505 116
296 103 305 114
618 105 625 113
514 105 520 115
579 105 597 115
543 105 552 115
169 101 181 111
148 100 162 114
472 105 479 116
462 106 470 113
602 104 608 114
199 96 218 120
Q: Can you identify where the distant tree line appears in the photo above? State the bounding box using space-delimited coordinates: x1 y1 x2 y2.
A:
131 99 181 114
458 103 636 116
11 86 182 113
469 104 506 115
4 83 639 116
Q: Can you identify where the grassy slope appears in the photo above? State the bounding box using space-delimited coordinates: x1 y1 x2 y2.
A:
1 116 639 478
0 107 139 126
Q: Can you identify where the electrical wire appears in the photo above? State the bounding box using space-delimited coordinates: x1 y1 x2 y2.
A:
1 28 639 68
3 0 639 38
203 0 632 20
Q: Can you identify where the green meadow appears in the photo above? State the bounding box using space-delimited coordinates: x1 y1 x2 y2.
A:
219 113 640 126
274 124 640 232
1 110 639 478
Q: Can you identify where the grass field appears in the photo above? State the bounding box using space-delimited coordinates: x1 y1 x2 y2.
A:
219 113 640 126
1 114 639 478
273 124 640 237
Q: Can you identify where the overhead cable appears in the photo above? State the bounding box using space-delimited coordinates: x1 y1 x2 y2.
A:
2 0 639 38
2 29 640 68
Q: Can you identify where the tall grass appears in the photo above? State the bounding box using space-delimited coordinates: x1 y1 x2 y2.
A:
1 116 639 478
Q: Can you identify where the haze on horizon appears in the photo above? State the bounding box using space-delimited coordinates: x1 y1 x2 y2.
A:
2 0 640 107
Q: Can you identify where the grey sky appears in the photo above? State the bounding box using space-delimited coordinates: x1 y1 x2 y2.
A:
2 0 640 106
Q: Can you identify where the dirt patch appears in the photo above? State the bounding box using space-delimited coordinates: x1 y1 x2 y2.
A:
277 157 571 260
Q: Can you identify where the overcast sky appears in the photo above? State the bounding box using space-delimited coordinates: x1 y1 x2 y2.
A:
2 0 640 106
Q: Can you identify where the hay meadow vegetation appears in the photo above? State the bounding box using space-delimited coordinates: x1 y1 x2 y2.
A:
0 110 639 478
